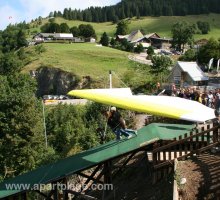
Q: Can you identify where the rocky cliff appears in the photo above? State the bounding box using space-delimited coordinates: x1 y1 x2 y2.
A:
35 67 81 97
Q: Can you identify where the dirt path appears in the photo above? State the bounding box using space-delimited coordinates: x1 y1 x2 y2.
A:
177 152 220 199
128 53 152 65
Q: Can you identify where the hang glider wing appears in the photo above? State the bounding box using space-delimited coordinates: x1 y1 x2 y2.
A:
68 88 216 123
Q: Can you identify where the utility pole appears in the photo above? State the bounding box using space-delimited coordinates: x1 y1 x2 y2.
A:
42 100 48 148
109 70 112 89
102 71 113 143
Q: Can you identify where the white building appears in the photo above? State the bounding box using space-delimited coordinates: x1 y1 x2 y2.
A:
169 61 209 87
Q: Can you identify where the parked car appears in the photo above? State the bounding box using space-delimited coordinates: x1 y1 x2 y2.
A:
58 95 69 100
43 95 53 100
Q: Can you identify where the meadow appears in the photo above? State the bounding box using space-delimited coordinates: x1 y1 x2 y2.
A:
31 13 220 40
24 43 141 87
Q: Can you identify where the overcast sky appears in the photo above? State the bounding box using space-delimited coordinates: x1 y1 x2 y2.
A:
0 0 120 30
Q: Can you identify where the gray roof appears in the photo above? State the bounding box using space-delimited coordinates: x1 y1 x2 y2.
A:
177 61 209 81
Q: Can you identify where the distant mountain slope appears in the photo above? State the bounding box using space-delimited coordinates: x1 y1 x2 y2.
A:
31 14 220 40
50 0 220 23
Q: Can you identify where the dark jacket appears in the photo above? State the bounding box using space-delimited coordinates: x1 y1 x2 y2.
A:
107 111 125 131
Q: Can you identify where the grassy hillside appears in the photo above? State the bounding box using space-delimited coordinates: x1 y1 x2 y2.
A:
30 14 220 40
24 43 140 87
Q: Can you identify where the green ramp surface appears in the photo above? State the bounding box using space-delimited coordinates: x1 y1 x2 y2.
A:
0 123 194 198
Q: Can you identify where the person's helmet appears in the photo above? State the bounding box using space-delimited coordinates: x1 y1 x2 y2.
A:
110 107 116 111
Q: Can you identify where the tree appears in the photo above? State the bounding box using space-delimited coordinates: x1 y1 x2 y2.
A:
150 55 173 77
197 21 210 34
49 12 54 18
70 26 80 37
115 19 130 35
120 38 134 52
49 23 61 33
197 38 220 65
100 32 109 46
46 104 100 156
110 38 116 47
136 7 140 19
41 23 60 33
0 52 23 75
179 49 197 61
171 21 196 51
135 43 144 53
0 74 56 179
79 24 96 38
60 23 70 33
17 30 27 48
63 8 69 19
147 46 155 59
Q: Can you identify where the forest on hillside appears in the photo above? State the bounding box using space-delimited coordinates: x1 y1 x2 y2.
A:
49 0 220 23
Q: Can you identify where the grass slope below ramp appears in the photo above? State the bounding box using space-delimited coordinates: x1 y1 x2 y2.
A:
23 43 143 87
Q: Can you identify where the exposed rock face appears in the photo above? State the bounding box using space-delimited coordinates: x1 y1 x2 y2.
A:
35 67 80 97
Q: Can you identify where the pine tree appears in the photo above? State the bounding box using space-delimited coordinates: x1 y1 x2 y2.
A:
115 19 129 35
63 8 69 19
100 32 109 46
136 7 140 19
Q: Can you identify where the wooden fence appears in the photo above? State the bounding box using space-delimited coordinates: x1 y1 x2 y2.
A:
151 123 220 182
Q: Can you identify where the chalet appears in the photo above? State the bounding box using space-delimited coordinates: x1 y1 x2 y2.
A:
116 30 172 49
33 33 74 41
169 61 209 87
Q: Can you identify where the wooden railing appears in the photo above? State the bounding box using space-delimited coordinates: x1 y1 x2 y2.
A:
151 123 220 183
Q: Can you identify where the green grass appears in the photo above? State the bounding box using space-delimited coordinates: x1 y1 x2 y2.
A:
23 43 139 87
30 14 220 40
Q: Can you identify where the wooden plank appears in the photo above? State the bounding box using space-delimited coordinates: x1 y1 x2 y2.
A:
190 132 193 151
173 138 177 158
184 133 188 157
163 151 166 161
77 172 103 184
168 150 171 160
179 135 182 157
158 151 161 162
207 124 210 144
201 127 205 148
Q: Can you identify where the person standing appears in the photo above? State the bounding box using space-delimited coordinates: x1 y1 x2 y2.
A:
105 107 137 140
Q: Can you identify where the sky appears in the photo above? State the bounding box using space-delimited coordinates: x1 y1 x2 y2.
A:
0 0 120 30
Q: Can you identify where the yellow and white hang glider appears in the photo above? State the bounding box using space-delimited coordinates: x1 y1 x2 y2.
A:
68 88 216 123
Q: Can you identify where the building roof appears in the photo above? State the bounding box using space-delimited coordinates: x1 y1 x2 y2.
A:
177 61 209 81
117 35 128 39
34 33 73 39
145 33 160 39
127 30 144 42
130 36 151 44
0 123 194 198
55 33 73 38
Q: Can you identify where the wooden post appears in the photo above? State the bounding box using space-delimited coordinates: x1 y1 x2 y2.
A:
207 124 210 145
103 160 113 199
184 133 188 158
63 178 69 200
179 135 182 157
190 132 193 151
173 138 177 159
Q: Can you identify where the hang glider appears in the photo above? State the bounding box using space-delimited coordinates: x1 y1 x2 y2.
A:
68 88 216 123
